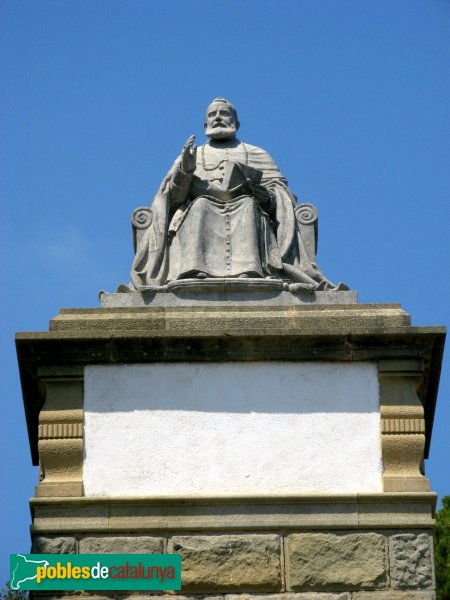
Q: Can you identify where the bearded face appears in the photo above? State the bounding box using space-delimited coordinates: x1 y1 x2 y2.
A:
204 102 239 140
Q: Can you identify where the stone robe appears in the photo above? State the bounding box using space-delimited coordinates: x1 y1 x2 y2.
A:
131 141 328 288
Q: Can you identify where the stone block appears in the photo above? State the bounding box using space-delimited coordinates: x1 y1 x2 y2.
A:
100 290 358 308
286 533 388 591
79 535 163 554
389 533 434 589
35 482 84 497
32 502 109 531
33 536 76 553
226 594 351 600
125 597 224 600
171 535 281 592
353 592 435 599
127 597 224 600
36 594 215 600
357 498 435 528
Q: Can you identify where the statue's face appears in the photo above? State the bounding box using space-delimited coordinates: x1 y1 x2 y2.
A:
205 102 239 140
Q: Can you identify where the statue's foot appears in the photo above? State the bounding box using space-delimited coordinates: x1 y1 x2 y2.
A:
239 273 249 278
195 272 208 279
289 283 315 294
317 281 350 291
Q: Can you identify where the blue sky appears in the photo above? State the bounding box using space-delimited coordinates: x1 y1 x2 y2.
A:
1 0 449 585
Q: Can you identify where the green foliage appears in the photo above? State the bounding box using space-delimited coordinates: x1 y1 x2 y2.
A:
436 496 450 600
0 582 28 600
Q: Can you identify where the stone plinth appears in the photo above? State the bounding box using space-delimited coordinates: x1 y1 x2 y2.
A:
100 285 358 307
16 301 445 598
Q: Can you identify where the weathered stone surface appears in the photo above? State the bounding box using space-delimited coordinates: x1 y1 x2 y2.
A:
79 535 163 554
286 533 388 591
127 592 224 600
38 596 353 600
50 305 408 336
171 535 281 591
353 592 435 599
127 597 225 600
226 594 351 600
36 596 225 600
389 533 434 589
30 494 436 533
33 536 76 553
126 597 224 600
100 290 358 308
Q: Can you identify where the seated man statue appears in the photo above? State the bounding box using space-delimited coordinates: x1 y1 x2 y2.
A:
130 97 345 292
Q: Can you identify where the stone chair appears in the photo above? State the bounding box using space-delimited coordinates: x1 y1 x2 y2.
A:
131 202 319 269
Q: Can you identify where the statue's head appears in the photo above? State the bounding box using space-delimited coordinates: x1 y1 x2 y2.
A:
204 97 240 141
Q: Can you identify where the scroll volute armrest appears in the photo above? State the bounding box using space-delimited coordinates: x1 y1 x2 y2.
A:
295 203 318 263
131 207 153 253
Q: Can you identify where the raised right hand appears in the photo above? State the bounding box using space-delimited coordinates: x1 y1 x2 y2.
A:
180 135 197 173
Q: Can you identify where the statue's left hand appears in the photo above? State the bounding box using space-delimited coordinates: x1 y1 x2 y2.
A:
180 135 197 173
252 183 273 210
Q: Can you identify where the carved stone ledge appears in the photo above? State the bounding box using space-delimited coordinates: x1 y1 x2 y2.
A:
380 418 425 434
29 493 437 533
38 423 83 439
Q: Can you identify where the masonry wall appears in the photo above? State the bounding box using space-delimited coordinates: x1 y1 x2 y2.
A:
34 528 435 599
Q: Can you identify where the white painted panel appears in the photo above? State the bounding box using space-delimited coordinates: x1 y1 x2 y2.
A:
83 363 382 496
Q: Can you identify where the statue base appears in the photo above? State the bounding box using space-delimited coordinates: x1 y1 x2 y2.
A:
16 300 445 598
100 278 357 307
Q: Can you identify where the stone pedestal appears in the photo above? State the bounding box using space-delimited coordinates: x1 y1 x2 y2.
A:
16 299 445 599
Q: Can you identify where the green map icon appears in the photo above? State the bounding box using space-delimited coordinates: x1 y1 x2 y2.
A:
10 554 50 590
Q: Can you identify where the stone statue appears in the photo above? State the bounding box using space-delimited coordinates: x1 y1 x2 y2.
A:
127 98 347 293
